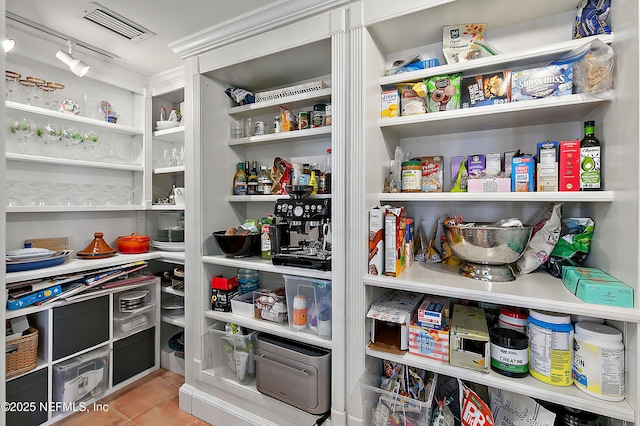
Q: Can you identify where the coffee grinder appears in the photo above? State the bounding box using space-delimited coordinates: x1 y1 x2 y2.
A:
270 185 331 271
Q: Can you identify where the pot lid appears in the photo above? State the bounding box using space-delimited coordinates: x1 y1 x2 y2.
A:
7 242 57 260
79 232 117 256
117 233 151 242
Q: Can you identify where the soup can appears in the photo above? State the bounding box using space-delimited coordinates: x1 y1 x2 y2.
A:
254 121 266 135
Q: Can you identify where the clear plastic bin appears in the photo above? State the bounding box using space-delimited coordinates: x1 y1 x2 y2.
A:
284 275 332 339
208 324 257 385
53 346 110 408
113 309 155 339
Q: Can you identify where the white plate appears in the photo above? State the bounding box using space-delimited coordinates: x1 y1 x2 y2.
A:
6 246 57 260
151 241 185 252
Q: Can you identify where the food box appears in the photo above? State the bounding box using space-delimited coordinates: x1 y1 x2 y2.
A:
562 267 634 308
409 321 450 362
467 177 511 193
369 206 386 276
384 207 406 277
467 154 486 177
212 287 239 312
449 305 490 373
511 64 573 101
419 156 443 192
536 141 559 192
211 275 239 290
253 288 287 323
426 73 461 112
366 290 423 353
504 150 517 177
417 297 449 329
399 82 427 116
461 71 512 108
559 140 580 191
511 155 535 192
485 153 502 176
381 89 400 118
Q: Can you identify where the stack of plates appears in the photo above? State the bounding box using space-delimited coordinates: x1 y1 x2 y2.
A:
156 121 180 131
6 244 71 272
157 227 184 242
119 290 150 312
151 240 185 252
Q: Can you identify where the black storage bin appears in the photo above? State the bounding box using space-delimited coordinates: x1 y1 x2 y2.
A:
53 296 109 360
113 326 155 385
6 368 48 425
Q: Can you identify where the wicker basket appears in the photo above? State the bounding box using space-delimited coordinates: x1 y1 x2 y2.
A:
6 327 38 379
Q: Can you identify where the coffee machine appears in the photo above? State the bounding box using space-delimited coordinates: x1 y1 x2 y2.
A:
270 186 331 271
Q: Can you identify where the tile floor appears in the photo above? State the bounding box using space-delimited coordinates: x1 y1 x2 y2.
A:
55 368 210 426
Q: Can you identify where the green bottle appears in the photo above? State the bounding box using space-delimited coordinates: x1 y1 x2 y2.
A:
580 121 601 191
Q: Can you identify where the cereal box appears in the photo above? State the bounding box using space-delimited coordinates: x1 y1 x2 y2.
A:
384 207 406 277
512 64 573 101
381 89 399 118
461 71 512 108
419 156 443 192
511 155 535 192
559 140 580 191
369 206 386 276
426 73 461 112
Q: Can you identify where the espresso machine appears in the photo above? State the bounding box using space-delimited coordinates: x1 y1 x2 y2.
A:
270 187 331 271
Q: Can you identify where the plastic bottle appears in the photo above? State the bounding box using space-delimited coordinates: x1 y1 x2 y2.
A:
233 162 247 195
292 295 307 330
257 165 268 194
260 216 272 260
580 120 601 191
528 309 574 386
237 269 259 294
324 148 332 194
310 171 318 195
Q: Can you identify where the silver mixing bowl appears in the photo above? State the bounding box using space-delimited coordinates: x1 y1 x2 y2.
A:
443 224 533 281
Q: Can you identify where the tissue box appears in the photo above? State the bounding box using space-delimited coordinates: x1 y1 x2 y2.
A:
449 305 490 373
409 322 450 362
367 290 423 353
562 267 634 308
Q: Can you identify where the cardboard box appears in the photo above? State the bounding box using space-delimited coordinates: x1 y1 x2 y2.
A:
461 71 512 108
384 207 406 277
449 305 490 373
467 154 486 177
562 267 634 308
512 64 573 101
511 155 535 192
367 290 423 353
417 297 449 329
467 178 511 193
559 140 580 191
485 153 502 176
536 141 559 192
409 322 450 362
405 217 414 269
211 276 239 290
381 89 400 118
369 206 386 276
419 156 443 192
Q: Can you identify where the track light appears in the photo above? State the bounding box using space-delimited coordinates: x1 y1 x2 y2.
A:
56 41 90 77
3 38 16 53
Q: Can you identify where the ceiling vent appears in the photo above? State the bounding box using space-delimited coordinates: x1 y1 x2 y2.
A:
77 3 155 44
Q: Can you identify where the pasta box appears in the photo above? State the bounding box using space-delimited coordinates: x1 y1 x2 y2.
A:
512 64 573 101
562 266 634 308
384 207 406 277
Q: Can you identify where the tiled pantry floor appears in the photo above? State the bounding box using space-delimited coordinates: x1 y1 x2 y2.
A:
55 368 210 426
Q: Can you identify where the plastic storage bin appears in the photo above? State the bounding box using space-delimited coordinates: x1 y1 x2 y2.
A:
53 346 110 407
284 275 332 339
113 308 155 339
53 296 109 360
209 324 257 385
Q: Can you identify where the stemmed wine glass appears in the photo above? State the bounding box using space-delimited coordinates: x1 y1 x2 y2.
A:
19 79 37 106
15 117 34 155
25 181 48 207
5 71 21 101
103 184 119 205
42 122 61 157
83 130 101 161
68 126 84 159
76 183 98 206
5 180 24 207
53 182 74 206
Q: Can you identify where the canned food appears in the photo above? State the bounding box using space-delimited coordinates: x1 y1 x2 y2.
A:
298 112 310 130
312 104 326 128
254 121 266 135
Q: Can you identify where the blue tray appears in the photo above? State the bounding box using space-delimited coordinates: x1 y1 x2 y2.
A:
6 253 68 273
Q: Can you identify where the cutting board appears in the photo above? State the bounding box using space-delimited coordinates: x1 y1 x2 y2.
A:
25 237 69 252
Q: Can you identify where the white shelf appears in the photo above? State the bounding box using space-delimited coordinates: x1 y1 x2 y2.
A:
155 251 185 264
153 126 185 143
6 153 143 171
6 205 145 213
153 166 185 174
150 204 185 211
366 346 634 423
379 94 607 138
202 255 332 280
379 35 614 87
162 314 185 327
227 88 332 117
227 193 331 202
228 126 331 146
364 263 640 323
378 191 615 202
6 101 143 136
205 310 332 350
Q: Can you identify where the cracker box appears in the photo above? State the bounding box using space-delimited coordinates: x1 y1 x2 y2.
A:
536 141 559 192
369 206 386 276
461 71 512 108
426 73 461 112
512 64 573 101
562 266 634 308
367 290 423 353
449 305 490 373
409 321 450 362
419 156 443 192
559 140 580 191
384 207 406 277
417 297 449 329
511 155 535 192
381 89 400 118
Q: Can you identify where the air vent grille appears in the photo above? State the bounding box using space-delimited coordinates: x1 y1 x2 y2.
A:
80 3 154 43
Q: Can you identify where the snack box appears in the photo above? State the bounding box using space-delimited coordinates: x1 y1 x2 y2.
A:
369 206 386 276
461 71 512 108
467 154 486 177
511 155 535 192
559 140 580 191
512 64 573 101
384 207 406 277
381 89 400 118
426 73 461 112
419 156 443 192
417 297 449 329
366 290 423 353
449 305 490 373
562 266 634 308
409 321 450 362
536 141 559 192
467 177 511 193
504 150 517 177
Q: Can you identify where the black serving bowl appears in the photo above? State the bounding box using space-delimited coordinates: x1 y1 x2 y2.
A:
212 231 261 257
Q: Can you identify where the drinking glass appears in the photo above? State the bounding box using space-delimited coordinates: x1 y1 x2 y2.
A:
67 126 84 159
26 77 46 107
83 130 100 161
46 82 65 110
18 79 37 106
5 71 21 101
176 145 185 166
6 180 24 207
53 182 74 206
15 117 34 155
76 183 98 206
42 122 61 157
25 181 48 206
103 184 119 205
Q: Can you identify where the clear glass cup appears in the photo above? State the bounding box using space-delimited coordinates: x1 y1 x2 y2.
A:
42 122 61 157
25 181 49 206
76 183 98 206
83 130 100 161
46 82 65 111
6 180 25 207
5 71 21 101
53 182 74 206
15 117 34 155
67 126 84 159
18 79 38 106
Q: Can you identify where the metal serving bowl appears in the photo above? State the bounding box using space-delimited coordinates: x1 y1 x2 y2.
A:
444 224 533 281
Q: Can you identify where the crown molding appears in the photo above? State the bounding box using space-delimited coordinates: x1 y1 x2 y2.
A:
148 66 186 96
169 0 351 59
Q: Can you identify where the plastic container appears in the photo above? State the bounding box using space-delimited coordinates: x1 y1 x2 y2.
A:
284 275 332 339
208 324 257 385
53 347 110 406
489 327 529 378
292 295 308 330
498 307 528 333
573 322 624 401
528 310 574 386
237 268 259 294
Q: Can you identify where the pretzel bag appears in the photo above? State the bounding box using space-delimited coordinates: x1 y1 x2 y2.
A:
574 38 615 100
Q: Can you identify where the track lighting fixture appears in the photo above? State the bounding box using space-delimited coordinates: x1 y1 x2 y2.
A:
56 40 90 77
3 38 16 53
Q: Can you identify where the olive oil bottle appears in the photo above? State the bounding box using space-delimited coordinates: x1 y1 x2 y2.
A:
580 121 601 191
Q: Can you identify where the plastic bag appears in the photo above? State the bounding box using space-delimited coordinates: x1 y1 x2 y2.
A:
517 203 562 275
384 146 405 193
489 388 556 425
545 218 595 277
574 38 615 100
573 0 611 39
224 87 255 105
443 24 494 64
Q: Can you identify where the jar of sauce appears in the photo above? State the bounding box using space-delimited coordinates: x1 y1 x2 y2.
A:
401 161 422 192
